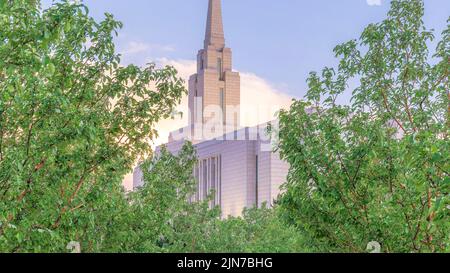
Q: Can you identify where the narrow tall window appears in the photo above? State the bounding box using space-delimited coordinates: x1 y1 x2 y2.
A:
217 155 221 208
195 164 200 202
255 155 259 207
211 158 216 206
194 156 221 207
220 88 225 123
217 58 223 80
203 159 208 200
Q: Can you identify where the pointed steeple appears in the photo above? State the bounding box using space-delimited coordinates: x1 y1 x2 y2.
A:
187 0 240 138
204 0 225 49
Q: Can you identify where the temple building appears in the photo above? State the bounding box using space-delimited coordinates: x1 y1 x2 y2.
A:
133 0 289 217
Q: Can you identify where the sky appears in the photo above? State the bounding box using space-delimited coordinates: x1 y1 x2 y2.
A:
41 0 450 189
41 0 450 96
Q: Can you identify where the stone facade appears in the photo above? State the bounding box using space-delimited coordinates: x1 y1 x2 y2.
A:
134 0 289 217
188 0 240 136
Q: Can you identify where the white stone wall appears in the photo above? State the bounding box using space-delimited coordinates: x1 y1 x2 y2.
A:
133 0 290 217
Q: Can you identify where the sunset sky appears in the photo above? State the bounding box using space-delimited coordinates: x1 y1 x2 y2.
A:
41 0 450 189
42 0 450 97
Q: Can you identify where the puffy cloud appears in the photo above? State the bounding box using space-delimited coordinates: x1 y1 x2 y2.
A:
153 58 295 145
157 58 197 80
119 42 175 65
150 58 195 147
121 41 151 55
240 72 293 127
121 58 295 191
366 0 382 6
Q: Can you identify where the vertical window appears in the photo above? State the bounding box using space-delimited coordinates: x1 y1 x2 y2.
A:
195 164 200 202
203 160 208 200
220 88 225 123
218 155 221 207
211 158 216 206
217 58 222 80
256 155 259 207
193 156 221 206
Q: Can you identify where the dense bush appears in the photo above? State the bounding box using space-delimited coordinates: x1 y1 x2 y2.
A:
101 144 307 253
0 0 185 252
1 0 447 253
276 0 449 253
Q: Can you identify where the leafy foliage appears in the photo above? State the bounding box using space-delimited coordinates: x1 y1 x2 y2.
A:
0 0 185 252
99 144 305 253
0 1 303 253
1 0 447 254
276 0 449 253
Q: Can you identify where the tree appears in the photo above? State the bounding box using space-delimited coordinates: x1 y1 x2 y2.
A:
109 143 221 253
0 0 186 252
276 0 449 253
103 143 306 253
202 205 308 253
0 0 304 254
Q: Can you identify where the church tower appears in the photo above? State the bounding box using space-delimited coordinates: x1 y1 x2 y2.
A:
188 0 241 139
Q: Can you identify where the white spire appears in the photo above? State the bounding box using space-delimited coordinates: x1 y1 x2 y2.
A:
204 0 225 49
